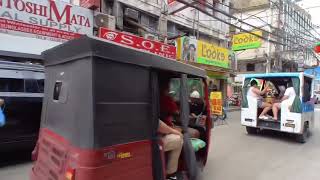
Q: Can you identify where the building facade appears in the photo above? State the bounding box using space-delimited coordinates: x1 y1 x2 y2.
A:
0 0 235 99
86 0 235 98
231 0 319 75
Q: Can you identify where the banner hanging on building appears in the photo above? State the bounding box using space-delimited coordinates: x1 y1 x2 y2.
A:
0 0 94 42
232 31 262 51
176 36 230 69
99 27 176 59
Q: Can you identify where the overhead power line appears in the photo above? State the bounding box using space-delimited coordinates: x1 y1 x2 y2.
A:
273 2 320 40
173 0 319 53
189 2 319 43
173 0 286 46
213 0 320 62
203 0 316 50
301 5 320 10
202 0 286 41
177 0 290 44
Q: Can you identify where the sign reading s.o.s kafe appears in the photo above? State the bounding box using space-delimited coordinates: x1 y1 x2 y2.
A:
99 27 176 59
232 31 262 51
0 0 93 42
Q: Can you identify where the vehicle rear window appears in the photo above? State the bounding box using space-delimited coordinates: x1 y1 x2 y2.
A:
0 78 24 92
25 79 40 93
37 79 44 92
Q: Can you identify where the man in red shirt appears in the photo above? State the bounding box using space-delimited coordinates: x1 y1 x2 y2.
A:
159 78 200 138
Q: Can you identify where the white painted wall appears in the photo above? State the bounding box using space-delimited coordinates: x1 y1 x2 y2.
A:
232 5 318 67
232 8 276 60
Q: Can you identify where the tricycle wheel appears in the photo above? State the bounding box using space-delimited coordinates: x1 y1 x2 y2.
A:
296 124 309 143
246 126 258 134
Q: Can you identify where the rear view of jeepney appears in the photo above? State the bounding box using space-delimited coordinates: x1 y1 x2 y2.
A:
241 73 315 143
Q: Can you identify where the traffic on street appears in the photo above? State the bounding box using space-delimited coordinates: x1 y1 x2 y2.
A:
0 107 319 180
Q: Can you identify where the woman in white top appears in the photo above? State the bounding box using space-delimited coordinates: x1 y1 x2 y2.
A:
248 79 272 119
272 81 296 121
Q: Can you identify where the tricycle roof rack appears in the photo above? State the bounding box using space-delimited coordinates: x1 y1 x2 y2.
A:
244 72 314 79
42 35 207 78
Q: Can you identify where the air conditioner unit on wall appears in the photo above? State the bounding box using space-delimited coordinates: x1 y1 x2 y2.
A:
94 12 116 30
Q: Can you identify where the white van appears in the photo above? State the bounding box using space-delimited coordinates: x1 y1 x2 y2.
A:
241 73 315 143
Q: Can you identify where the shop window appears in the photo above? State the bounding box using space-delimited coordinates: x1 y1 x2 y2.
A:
169 78 204 101
246 64 255 72
25 79 44 93
37 79 44 93
0 78 24 92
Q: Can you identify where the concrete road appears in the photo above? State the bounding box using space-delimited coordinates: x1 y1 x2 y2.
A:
203 106 320 180
0 106 319 180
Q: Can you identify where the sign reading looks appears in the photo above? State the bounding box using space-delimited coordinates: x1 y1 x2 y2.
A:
99 28 176 59
197 40 229 68
0 0 93 42
232 31 262 51
177 37 230 69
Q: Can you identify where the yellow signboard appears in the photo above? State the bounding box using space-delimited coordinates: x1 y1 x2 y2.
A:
197 40 229 68
210 91 223 115
176 37 230 68
232 31 262 51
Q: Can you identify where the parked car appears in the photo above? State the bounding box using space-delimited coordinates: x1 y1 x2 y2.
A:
0 61 44 152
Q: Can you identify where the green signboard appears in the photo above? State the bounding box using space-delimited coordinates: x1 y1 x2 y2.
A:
232 31 262 51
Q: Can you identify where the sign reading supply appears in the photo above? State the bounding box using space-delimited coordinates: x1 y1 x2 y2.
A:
232 31 262 51
176 37 230 68
99 27 176 59
0 0 93 42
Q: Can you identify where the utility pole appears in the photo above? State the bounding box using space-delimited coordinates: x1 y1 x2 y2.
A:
276 0 283 72
266 0 274 73
159 0 168 42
